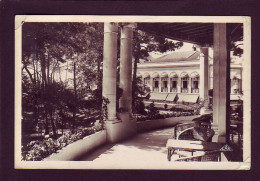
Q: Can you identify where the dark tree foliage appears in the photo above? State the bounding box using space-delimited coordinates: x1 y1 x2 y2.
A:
230 24 243 57
22 22 104 141
132 28 183 114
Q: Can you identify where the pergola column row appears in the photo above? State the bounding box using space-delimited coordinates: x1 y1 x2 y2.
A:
102 22 135 120
103 22 231 144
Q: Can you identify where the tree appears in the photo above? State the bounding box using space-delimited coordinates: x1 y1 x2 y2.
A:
230 24 243 57
131 28 183 113
22 22 104 137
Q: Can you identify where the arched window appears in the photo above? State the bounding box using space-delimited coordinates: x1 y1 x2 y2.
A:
161 72 168 92
180 72 189 93
190 72 199 93
169 72 178 92
152 72 159 92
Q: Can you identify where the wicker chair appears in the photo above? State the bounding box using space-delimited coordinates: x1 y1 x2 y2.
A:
168 116 216 161
174 123 215 142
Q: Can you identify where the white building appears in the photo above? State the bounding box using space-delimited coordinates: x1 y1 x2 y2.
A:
137 50 243 104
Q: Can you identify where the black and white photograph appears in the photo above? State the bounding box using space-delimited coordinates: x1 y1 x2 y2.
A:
14 16 251 169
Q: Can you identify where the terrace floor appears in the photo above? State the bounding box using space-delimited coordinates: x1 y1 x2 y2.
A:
77 125 191 169
77 119 243 169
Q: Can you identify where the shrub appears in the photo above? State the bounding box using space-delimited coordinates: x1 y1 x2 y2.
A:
135 100 146 115
22 124 103 161
164 104 168 110
147 102 160 120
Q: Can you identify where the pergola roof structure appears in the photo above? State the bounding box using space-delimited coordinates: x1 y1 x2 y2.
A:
138 23 243 46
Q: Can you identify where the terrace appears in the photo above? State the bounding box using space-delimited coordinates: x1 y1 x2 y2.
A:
18 19 249 167
99 21 248 163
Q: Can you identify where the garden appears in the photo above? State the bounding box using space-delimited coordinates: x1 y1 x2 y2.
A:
21 22 185 161
134 101 200 122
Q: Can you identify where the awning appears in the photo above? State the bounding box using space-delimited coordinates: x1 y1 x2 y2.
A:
152 72 159 78
169 72 178 78
143 72 150 78
180 72 189 78
177 94 199 103
165 93 177 102
190 71 199 78
161 72 168 78
149 93 168 101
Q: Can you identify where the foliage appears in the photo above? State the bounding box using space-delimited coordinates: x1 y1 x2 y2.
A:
170 106 194 113
146 102 160 119
132 28 183 110
136 109 195 122
135 100 146 115
230 24 243 57
193 99 205 115
132 77 147 114
22 22 104 142
22 124 103 161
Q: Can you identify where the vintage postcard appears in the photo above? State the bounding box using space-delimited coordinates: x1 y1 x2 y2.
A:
15 15 251 170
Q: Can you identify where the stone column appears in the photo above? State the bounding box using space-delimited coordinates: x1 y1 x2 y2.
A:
168 77 171 92
200 47 212 114
119 24 135 114
212 23 230 143
150 77 153 92
102 22 118 120
177 78 181 93
159 77 162 92
188 77 192 93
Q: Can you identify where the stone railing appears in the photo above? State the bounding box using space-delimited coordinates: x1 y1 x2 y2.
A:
170 88 177 92
181 88 188 93
191 88 199 93
153 87 159 92
161 87 168 92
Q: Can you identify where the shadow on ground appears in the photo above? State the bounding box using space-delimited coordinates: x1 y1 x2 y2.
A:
78 126 176 161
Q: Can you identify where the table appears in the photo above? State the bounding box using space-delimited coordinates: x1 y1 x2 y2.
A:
166 139 231 161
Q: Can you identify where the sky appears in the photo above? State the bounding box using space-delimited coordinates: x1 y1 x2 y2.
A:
149 41 194 58
149 40 243 65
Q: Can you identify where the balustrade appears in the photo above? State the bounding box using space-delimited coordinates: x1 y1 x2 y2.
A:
153 87 159 92
181 88 189 93
170 88 177 92
191 88 199 93
161 87 168 92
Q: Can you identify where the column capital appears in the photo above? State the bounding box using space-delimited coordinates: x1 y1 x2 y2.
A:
119 23 137 29
104 22 118 33
121 26 134 39
200 47 209 56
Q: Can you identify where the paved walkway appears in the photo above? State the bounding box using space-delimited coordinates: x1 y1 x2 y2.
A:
78 118 196 169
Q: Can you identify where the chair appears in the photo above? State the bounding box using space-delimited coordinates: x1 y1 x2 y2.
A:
166 139 233 162
174 124 215 142
167 115 216 161
192 113 212 129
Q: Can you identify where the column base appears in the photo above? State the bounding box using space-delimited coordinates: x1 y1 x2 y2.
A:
200 106 213 115
105 112 137 143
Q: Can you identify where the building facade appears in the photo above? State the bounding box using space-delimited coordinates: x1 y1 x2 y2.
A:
137 50 243 104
